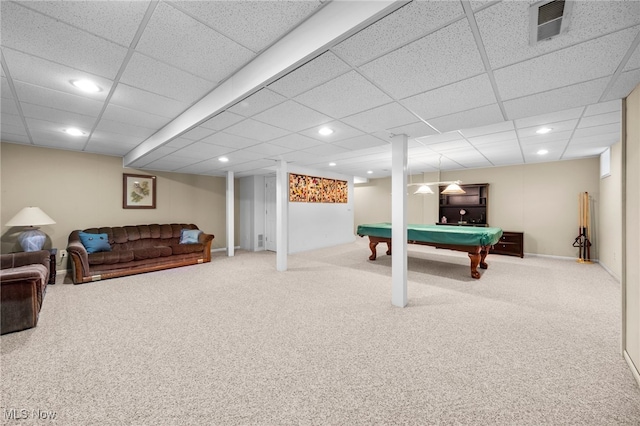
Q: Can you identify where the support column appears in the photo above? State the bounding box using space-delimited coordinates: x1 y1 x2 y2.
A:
391 134 408 307
276 160 288 271
226 171 234 257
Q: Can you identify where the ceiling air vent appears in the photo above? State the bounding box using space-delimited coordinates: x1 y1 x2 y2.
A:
530 0 573 45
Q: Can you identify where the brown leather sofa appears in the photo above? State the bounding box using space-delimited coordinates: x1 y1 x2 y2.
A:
1 250 51 335
67 223 214 284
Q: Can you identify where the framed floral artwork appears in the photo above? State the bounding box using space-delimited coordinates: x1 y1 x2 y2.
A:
123 173 156 209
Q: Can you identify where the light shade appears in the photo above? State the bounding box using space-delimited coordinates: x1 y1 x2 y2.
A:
441 183 466 195
6 207 56 227
414 185 434 194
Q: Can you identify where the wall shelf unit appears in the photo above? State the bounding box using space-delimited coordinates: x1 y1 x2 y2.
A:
438 183 489 227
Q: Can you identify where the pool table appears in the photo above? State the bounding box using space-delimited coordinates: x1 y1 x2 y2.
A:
356 223 503 279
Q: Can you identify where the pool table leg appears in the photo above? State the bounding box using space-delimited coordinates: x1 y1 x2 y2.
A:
479 247 489 270
468 253 481 279
367 237 392 261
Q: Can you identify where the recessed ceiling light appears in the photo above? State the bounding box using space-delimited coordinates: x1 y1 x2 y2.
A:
329 162 336 166
367 170 373 174
70 79 101 93
537 149 549 155
218 156 229 162
318 127 334 136
63 128 85 136
536 127 552 134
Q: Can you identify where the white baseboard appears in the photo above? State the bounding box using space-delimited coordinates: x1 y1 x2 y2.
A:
523 253 587 261
623 350 640 388
211 246 241 253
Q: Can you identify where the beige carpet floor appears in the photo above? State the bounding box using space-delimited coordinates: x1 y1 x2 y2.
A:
1 239 639 425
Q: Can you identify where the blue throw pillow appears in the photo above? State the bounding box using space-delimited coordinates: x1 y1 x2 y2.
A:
180 229 202 244
79 232 111 254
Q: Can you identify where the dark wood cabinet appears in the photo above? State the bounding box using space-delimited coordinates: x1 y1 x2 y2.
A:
438 183 489 226
492 232 524 258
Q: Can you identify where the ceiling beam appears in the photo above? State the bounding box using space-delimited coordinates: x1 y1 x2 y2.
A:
124 0 406 167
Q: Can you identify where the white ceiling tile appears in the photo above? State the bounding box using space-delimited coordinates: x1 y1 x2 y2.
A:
21 0 149 47
415 131 464 146
494 27 639 101
459 121 514 138
562 146 609 160
623 42 640 72
468 130 518 146
1 2 128 79
94 119 156 140
429 104 504 133
577 112 621 129
176 142 232 159
173 1 322 52
1 113 24 128
519 130 572 146
476 2 640 69
302 144 350 158
2 48 112 102
110 83 189 119
253 101 332 132
1 98 20 116
174 159 221 174
294 71 392 118
359 19 485 99
24 116 90 138
569 132 620 146
298 120 364 143
101 104 171 130
387 122 438 139
402 74 497 120
1 77 13 99
14 81 105 117
219 150 266 163
200 112 245 131
602 68 640 101
136 2 254 83
129 146 181 167
27 127 87 150
119 53 215 104
224 119 290 142
221 159 276 174
504 78 609 121
245 143 292 157
517 119 579 138
333 1 464 66
180 126 216 141
342 102 417 133
20 103 97 129
88 128 146 149
269 52 351 98
333 135 388 151
229 89 286 117
165 137 194 149
200 132 260 149
573 123 621 139
514 107 585 129
269 134 322 151
276 151 320 163
584 100 621 117
1 133 30 144
427 140 475 154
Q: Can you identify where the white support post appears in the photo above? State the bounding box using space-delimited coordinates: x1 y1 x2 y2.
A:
276 160 288 271
226 171 234 257
391 134 408 307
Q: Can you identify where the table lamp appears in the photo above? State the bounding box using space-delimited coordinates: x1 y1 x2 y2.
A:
5 207 56 252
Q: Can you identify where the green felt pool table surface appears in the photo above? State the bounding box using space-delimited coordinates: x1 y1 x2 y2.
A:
356 223 503 247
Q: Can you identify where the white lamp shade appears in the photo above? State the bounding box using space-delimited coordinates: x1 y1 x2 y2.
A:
414 185 434 194
5 207 56 227
441 183 466 195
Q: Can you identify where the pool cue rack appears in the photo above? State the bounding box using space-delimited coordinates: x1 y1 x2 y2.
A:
572 191 592 263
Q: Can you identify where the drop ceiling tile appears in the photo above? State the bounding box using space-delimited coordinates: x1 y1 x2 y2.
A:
1 113 24 128
101 104 171 130
1 133 30 144
359 20 485 99
577 112 621 129
333 1 463 66
174 0 322 52
415 131 464 146
119 53 215 104
180 126 216 141
2 49 112 102
20 103 97 129
504 78 609 121
219 150 266 162
221 159 276 174
573 123 621 139
302 144 350 158
200 132 260 150
269 134 323 151
229 89 286 117
24 116 90 137
245 143 292 156
94 119 156 139
429 104 504 133
1 77 13 98
1 98 19 116
83 140 137 157
200 112 245 131
460 121 515 138
21 0 149 47
562 146 609 160
476 2 640 69
494 27 639 101
14 81 105 117
514 107 585 129
294 71 392 118
386 122 438 139
342 102 417 133
176 142 232 159
269 52 351 98
298 120 364 143
468 130 518 146
28 127 87 150
402 74 497 121
569 132 620 146
129 146 181 167
276 151 320 163
584 100 621 117
224 119 290 142
518 119 579 138
1 121 28 138
623 42 640 72
165 137 194 149
136 2 254 83
602 68 640 101
333 135 387 151
110 83 189 119
89 128 146 148
426 139 475 154
1 2 128 79
173 159 221 175
253 101 332 132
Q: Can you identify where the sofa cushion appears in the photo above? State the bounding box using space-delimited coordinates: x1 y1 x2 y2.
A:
88 250 134 265
79 232 111 254
171 243 204 255
132 246 172 260
180 229 202 244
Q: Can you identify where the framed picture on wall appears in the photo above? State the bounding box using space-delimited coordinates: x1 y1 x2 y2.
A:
123 173 156 209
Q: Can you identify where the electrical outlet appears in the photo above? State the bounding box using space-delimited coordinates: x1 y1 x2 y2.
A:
60 249 67 259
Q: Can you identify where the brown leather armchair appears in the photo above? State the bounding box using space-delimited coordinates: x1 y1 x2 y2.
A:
1 250 50 335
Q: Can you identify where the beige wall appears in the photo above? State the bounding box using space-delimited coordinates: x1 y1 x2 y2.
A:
355 158 600 258
599 142 622 280
624 84 640 382
1 143 237 269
